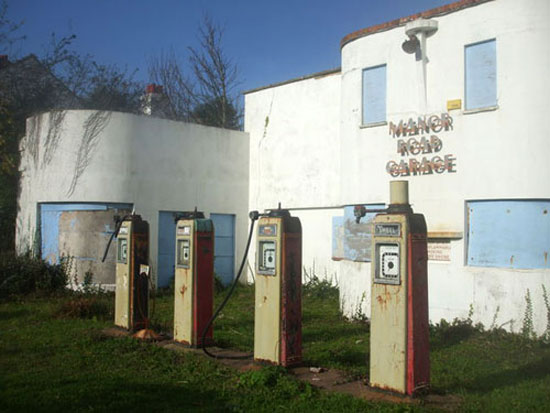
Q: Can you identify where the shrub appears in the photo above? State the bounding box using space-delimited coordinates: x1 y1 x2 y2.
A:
0 252 68 299
303 274 339 300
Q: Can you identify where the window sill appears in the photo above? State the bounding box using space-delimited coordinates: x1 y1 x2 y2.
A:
463 105 499 115
360 121 387 129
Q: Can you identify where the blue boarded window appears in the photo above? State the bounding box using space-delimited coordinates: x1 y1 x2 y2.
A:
362 64 386 125
465 39 497 110
467 200 550 269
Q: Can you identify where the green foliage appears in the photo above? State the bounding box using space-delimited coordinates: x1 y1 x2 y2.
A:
542 284 550 343
56 294 112 320
0 102 21 251
213 272 226 293
191 96 240 130
239 365 315 401
2 288 550 411
302 273 339 300
430 317 485 347
522 289 535 339
0 252 69 299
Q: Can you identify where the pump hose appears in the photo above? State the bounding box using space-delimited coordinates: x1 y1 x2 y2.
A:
201 212 258 359
101 214 132 263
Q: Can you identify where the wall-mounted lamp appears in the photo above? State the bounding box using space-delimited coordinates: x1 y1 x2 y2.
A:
402 34 420 55
401 18 438 112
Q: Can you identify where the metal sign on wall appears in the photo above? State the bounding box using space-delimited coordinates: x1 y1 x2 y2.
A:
332 205 385 262
386 113 457 177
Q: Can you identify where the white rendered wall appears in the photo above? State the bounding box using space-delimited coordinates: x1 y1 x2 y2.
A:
17 110 249 288
338 0 550 334
244 71 341 283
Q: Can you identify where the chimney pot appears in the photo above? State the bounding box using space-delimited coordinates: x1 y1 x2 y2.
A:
146 83 163 94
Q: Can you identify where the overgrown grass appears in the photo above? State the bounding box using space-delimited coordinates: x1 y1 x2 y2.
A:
1 277 550 411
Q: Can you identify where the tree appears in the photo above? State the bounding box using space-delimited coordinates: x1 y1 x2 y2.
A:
40 33 143 113
0 101 21 251
148 49 194 121
0 0 24 54
148 15 241 129
188 15 241 129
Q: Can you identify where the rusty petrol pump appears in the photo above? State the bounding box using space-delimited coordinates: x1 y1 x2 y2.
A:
367 180 429 395
173 211 214 347
254 207 302 366
113 214 150 331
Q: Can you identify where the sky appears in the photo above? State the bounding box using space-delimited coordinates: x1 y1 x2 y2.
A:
5 0 449 95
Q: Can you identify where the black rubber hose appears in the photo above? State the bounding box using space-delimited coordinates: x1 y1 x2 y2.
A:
201 212 258 359
101 215 131 263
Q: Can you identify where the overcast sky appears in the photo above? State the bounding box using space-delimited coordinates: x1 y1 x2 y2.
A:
6 0 448 93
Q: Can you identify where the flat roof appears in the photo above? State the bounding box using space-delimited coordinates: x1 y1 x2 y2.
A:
341 0 494 48
243 68 341 95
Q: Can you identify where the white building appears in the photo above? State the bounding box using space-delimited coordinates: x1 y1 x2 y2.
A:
16 0 549 335
244 0 550 335
17 110 249 288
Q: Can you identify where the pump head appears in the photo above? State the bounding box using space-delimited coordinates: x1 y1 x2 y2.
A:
354 205 367 224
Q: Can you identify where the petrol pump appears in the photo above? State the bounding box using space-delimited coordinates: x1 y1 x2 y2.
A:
173 211 214 347
369 181 429 395
114 214 150 331
254 208 302 367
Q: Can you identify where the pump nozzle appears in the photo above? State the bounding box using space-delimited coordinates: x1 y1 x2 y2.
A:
249 210 260 221
354 205 367 224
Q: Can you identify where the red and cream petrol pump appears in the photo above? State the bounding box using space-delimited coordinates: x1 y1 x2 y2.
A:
254 208 302 367
173 211 215 347
370 181 429 395
114 214 150 331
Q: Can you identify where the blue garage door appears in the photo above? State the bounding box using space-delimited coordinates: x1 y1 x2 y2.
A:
157 211 181 288
40 203 132 264
211 214 235 286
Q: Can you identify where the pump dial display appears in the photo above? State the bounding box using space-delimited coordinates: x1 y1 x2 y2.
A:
258 240 276 275
117 238 128 263
177 239 191 268
375 243 401 285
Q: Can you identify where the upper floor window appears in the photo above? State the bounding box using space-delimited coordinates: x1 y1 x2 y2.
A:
362 64 386 125
465 39 497 110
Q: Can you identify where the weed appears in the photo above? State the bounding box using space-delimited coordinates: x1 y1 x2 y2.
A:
214 273 226 293
490 305 500 330
542 284 550 343
56 295 111 320
522 289 535 339
351 291 368 322
430 315 484 348
303 273 338 300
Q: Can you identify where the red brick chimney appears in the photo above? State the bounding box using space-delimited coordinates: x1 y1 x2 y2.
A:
141 83 170 118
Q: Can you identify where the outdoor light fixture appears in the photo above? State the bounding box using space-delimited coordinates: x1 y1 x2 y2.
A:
402 18 438 113
401 34 420 55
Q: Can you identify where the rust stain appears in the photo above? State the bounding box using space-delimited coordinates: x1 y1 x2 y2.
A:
376 286 392 310
263 296 267 304
180 285 187 297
